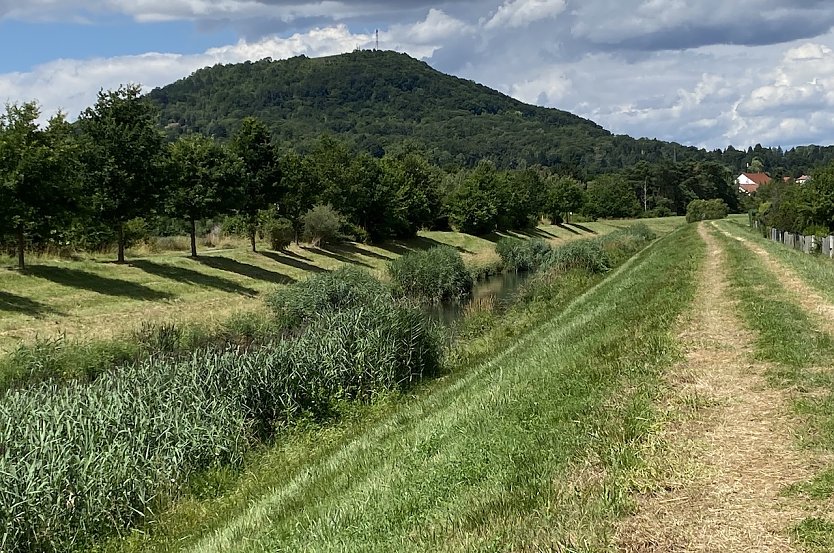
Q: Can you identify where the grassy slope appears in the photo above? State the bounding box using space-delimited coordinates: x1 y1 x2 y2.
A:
0 218 683 353
712 222 834 552
100 222 701 553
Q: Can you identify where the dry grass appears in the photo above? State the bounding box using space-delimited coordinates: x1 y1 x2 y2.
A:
617 223 828 552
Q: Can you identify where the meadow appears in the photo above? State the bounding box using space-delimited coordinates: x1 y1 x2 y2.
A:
0 218 683 353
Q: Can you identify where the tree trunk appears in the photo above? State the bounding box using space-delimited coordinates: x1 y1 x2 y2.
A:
16 225 25 271
250 231 257 253
190 219 198 258
117 223 125 264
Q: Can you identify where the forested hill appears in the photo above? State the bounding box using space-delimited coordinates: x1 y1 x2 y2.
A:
146 50 705 174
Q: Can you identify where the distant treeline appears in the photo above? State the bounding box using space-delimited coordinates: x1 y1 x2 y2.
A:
750 162 834 235
2 85 743 269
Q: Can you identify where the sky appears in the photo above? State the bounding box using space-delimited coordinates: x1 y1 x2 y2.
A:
3 1 834 150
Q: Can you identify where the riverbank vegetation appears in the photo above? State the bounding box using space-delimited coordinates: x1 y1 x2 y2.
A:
0 223 662 552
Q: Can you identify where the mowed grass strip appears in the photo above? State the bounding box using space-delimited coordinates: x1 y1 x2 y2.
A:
711 225 834 552
100 223 701 553
718 216 834 306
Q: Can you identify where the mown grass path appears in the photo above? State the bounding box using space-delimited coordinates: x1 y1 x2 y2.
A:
103 224 700 553
617 223 828 552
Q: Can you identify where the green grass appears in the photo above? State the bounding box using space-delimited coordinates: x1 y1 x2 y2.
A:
719 217 834 306
94 223 701 553
712 223 834 551
0 218 683 354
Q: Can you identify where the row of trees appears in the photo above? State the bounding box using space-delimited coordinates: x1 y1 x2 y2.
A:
753 163 834 235
2 84 745 269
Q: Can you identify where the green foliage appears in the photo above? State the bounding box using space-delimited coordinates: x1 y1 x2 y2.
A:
548 239 611 273
77 84 166 263
685 198 729 223
0 299 441 553
388 246 474 303
446 161 499 234
263 216 294 250
265 266 390 329
545 175 585 223
230 117 282 251
585 174 640 219
166 134 244 256
0 103 80 268
495 237 553 272
302 204 343 246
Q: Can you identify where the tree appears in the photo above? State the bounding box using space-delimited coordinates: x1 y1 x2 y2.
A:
0 103 79 269
230 117 282 252
302 204 343 246
381 153 442 238
585 175 640 219
446 161 499 235
280 151 321 243
166 134 243 257
78 85 165 263
545 175 585 224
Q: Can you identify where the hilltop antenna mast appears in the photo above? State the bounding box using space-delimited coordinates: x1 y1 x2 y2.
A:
376 29 379 51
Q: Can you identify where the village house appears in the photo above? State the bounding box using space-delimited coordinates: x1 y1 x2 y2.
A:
736 172 772 195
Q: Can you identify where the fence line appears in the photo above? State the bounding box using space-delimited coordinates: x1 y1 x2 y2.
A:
752 220 834 257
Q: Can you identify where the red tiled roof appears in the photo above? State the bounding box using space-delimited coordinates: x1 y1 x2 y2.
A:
742 172 772 186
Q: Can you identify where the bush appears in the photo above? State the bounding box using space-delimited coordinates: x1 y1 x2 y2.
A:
388 246 474 303
302 204 343 247
0 300 441 553
548 239 611 273
265 266 390 329
262 217 294 250
686 199 728 223
495 237 553 272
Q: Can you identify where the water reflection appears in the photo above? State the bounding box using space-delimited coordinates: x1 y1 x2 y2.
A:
426 271 532 326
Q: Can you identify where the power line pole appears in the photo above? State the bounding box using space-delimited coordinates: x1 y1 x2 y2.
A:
375 30 379 51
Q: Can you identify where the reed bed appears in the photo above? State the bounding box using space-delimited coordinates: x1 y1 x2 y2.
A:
0 271 441 553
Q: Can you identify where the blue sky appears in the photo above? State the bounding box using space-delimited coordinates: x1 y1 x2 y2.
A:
3 1 834 149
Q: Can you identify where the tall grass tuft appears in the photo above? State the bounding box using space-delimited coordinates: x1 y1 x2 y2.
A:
265 266 391 329
495 237 552 272
547 239 612 273
0 300 441 552
388 246 473 303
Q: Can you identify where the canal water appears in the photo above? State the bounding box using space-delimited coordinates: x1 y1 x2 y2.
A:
426 271 532 326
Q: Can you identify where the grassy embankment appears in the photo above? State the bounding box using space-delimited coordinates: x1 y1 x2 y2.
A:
0 218 683 354
713 220 834 551
91 222 702 552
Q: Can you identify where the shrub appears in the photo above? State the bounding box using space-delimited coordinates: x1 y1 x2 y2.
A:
495 237 552 272
263 217 294 250
686 199 729 223
302 204 343 247
265 266 390 329
388 246 474 302
548 239 611 273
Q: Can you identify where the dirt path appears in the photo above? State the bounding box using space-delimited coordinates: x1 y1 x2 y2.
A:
713 223 834 336
617 223 826 552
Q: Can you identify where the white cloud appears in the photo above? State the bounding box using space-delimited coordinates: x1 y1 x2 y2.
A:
484 0 565 30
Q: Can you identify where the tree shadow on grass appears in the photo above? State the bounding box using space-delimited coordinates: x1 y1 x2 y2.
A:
325 242 393 261
0 290 62 318
303 246 374 269
565 223 597 234
259 251 328 274
376 236 473 255
26 266 173 301
196 256 295 285
130 260 259 297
